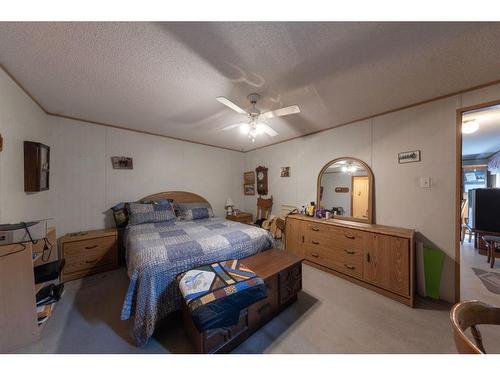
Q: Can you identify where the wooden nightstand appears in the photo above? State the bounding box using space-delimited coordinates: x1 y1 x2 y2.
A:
226 212 253 224
61 228 118 282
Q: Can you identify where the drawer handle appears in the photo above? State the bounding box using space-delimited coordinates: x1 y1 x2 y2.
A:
366 253 371 263
311 253 319 258
85 245 98 250
86 258 98 264
312 241 320 245
311 227 320 232
258 303 272 315
344 264 355 270
344 249 356 255
344 234 355 240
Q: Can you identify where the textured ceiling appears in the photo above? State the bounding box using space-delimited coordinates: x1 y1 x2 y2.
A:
1 22 500 151
463 105 500 159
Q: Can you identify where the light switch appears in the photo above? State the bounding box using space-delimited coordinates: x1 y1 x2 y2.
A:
420 177 431 188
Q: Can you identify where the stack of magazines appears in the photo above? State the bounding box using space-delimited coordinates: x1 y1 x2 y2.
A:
36 283 65 325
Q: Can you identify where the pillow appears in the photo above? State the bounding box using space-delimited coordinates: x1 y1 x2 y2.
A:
110 202 131 229
177 202 214 221
128 201 177 225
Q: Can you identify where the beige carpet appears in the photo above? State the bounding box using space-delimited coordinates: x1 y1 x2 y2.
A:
13 263 500 354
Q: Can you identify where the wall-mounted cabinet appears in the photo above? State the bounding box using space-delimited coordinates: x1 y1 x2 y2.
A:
24 141 50 192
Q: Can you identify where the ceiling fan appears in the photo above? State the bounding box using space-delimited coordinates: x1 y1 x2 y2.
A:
217 93 300 142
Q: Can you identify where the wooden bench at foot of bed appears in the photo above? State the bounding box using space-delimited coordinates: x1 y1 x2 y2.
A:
182 248 304 354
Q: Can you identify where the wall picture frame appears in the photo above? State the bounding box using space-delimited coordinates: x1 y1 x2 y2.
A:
244 183 255 196
111 156 133 169
398 150 421 164
280 166 290 177
243 171 255 184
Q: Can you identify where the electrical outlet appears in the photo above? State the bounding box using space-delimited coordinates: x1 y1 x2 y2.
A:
420 177 431 188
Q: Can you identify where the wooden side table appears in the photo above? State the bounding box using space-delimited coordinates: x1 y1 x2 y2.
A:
226 212 253 224
61 228 118 282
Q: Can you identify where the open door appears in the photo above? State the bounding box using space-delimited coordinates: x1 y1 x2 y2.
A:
352 176 369 219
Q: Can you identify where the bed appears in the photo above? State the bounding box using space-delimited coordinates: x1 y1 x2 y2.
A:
119 191 274 346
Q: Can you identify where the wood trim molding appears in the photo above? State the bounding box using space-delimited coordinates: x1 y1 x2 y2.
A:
454 98 500 303
245 79 500 153
2 62 500 154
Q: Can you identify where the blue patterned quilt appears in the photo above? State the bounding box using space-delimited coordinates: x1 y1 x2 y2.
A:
120 217 274 346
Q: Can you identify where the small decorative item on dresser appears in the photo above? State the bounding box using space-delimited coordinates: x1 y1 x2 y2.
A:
60 228 118 282
280 167 290 177
226 212 253 224
225 198 234 216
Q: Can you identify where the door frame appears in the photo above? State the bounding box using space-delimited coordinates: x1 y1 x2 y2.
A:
455 98 500 303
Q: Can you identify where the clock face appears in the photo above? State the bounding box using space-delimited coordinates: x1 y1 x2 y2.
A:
257 171 264 180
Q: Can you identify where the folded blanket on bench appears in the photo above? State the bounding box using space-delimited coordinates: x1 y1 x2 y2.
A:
177 259 267 332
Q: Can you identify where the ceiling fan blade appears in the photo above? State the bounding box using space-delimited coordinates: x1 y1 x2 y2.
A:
216 97 248 115
220 123 245 131
261 105 300 119
257 123 278 137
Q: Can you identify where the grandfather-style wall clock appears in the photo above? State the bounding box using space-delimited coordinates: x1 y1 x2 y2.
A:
255 166 268 195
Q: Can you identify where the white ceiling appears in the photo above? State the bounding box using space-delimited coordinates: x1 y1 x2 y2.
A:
463 105 500 159
1 22 500 152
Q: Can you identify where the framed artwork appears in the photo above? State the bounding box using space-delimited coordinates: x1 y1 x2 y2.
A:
111 156 133 169
244 183 255 195
280 167 290 177
398 150 421 164
244 171 255 184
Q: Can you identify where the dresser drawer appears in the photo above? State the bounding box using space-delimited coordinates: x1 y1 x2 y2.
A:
337 254 363 279
63 236 115 257
63 236 117 276
338 228 368 252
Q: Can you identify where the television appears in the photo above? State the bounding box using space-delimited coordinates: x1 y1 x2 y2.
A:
468 188 500 232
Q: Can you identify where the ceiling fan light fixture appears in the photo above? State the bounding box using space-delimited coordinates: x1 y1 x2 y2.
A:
462 120 479 134
240 123 250 134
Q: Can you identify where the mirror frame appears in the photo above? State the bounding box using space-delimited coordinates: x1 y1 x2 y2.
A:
316 157 374 224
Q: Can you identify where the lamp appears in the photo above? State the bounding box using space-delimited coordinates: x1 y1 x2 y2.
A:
225 198 234 216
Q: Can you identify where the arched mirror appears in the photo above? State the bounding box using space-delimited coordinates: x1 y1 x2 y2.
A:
317 157 374 224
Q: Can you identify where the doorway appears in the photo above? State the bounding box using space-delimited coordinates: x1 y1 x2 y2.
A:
352 176 369 220
456 101 500 304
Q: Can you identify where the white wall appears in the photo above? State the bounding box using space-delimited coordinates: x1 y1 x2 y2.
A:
48 118 245 235
321 172 353 216
0 68 245 236
0 69 50 224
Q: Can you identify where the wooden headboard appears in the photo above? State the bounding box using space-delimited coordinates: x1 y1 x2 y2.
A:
140 191 210 206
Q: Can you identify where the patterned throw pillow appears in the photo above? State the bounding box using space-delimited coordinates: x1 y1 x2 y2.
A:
176 202 214 221
128 201 177 225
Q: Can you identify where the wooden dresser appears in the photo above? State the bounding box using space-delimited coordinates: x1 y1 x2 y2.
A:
226 212 253 224
61 229 118 282
286 214 415 307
